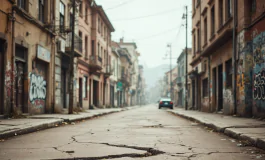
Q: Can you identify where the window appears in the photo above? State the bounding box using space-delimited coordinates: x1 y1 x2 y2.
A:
18 0 26 10
59 1 65 33
39 0 45 23
85 36 88 58
227 0 232 19
197 29 200 51
98 43 100 56
204 17 207 44
193 34 196 55
101 22 103 35
211 6 215 36
79 31 82 54
226 59 233 88
203 78 209 97
84 77 88 98
85 5 88 22
251 0 256 13
92 40 95 56
69 13 73 27
79 2 83 17
101 47 103 57
219 0 223 27
98 18 101 33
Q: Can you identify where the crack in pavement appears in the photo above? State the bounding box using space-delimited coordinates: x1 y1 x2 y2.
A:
55 137 166 160
52 147 74 157
186 151 243 160
51 143 165 160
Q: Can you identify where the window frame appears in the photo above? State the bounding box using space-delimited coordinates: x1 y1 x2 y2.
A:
219 0 223 27
204 17 207 44
38 0 45 23
211 5 215 36
18 0 27 11
59 1 65 33
227 0 232 19
79 1 83 17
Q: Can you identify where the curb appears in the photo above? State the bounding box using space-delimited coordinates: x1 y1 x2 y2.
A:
0 119 63 139
0 108 131 140
169 110 265 150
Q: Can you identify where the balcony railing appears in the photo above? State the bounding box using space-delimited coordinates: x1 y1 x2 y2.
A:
66 33 82 55
87 55 102 71
176 77 182 84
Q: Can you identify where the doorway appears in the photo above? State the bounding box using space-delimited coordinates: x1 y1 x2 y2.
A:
0 42 4 114
110 85 114 107
213 67 217 111
218 64 223 111
15 61 25 112
178 89 183 107
93 80 99 106
192 80 195 108
61 68 67 108
79 78 83 108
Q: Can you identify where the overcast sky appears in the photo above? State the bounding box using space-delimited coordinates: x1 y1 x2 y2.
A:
96 0 192 68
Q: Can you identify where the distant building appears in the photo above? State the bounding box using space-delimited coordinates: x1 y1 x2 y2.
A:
176 49 192 108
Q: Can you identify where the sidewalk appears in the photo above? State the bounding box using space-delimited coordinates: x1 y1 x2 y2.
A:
0 106 139 140
169 108 265 150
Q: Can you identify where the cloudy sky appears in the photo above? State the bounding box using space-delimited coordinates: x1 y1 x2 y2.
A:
96 0 192 68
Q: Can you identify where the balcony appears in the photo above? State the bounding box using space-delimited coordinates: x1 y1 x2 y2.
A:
65 33 82 57
88 55 102 72
103 65 113 78
121 72 131 86
176 76 183 85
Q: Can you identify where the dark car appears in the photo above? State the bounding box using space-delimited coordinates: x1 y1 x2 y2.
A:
158 98 173 109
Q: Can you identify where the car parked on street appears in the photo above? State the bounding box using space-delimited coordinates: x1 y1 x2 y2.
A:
158 98 173 109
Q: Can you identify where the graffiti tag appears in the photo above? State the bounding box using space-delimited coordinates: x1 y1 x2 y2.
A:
223 89 233 104
29 73 46 107
253 70 265 100
5 62 17 98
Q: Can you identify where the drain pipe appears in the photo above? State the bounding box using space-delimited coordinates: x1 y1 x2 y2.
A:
232 0 238 115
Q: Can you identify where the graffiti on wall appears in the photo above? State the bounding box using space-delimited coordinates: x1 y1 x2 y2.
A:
223 89 233 105
252 31 265 111
4 62 17 99
253 70 265 100
29 73 46 108
253 32 265 66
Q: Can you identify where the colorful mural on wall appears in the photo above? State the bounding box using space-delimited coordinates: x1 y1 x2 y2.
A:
252 31 265 111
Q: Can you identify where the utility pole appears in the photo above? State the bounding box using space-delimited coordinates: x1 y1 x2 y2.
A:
184 6 188 110
167 44 173 100
69 0 76 114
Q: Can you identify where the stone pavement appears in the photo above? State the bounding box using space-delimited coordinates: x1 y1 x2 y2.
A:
169 108 265 150
0 106 139 139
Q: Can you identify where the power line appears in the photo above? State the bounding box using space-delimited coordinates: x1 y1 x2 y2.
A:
135 26 181 41
112 7 181 21
105 0 138 10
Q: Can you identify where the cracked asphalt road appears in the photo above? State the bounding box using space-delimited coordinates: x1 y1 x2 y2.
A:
0 105 265 160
